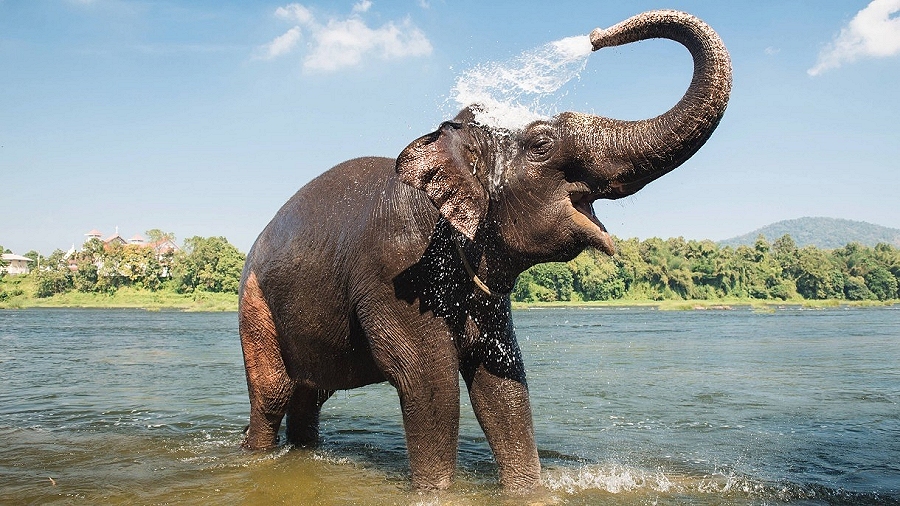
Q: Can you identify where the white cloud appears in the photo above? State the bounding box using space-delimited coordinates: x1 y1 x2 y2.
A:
352 1 372 14
262 3 432 72
275 3 313 24
304 17 431 71
261 26 302 60
809 0 900 76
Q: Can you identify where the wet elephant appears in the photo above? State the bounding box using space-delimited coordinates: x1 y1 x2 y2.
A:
239 10 732 491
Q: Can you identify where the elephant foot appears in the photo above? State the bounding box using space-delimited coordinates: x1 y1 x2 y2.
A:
240 433 279 451
241 410 283 450
498 456 542 492
500 474 542 494
284 425 320 448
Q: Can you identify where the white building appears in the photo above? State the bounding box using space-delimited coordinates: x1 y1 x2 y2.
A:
2 254 33 275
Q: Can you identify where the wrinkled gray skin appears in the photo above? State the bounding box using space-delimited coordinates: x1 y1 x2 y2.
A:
239 10 731 491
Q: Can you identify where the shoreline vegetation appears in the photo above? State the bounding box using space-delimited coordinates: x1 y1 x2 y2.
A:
3 233 899 312
0 277 238 311
510 298 897 311
0 275 895 312
0 286 897 312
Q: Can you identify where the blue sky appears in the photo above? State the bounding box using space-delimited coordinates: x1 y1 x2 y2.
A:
2 0 899 255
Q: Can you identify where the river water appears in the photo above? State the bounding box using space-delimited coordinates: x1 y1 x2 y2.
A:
1 306 897 505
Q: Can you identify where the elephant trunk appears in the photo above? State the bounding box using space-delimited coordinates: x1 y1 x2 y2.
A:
563 10 732 199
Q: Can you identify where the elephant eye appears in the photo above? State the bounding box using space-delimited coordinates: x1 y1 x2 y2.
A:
528 136 554 159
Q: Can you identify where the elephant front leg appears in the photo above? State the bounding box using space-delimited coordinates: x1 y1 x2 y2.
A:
464 361 541 491
362 304 463 490
396 368 461 490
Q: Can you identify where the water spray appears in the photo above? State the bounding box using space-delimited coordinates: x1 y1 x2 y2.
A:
450 35 594 130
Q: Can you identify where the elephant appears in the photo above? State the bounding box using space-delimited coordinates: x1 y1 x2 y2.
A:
238 10 731 491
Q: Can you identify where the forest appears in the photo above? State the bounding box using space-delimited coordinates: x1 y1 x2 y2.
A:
513 234 900 303
3 233 900 305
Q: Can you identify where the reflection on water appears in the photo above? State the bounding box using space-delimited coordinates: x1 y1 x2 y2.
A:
1 307 898 505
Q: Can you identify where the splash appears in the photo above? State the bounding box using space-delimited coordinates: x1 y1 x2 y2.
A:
541 463 825 502
450 35 593 130
543 464 675 494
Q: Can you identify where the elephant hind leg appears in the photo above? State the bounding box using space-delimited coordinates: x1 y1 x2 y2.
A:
286 387 334 447
240 271 294 449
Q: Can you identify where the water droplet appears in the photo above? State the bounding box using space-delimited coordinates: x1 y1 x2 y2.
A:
450 35 593 129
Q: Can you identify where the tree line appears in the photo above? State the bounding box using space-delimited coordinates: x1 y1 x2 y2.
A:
5 233 900 303
513 235 900 303
2 233 246 298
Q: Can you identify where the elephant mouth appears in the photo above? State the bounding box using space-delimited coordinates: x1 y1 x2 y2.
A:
569 186 616 255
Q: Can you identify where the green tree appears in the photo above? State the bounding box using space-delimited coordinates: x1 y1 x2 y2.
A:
744 236 785 299
873 243 900 298
512 270 556 302
712 246 742 297
28 249 73 296
81 238 105 263
792 246 844 299
843 275 875 301
95 241 125 293
45 248 69 270
864 266 898 301
685 239 724 295
172 236 245 294
873 243 900 276
73 262 99 292
667 266 695 299
119 244 163 289
568 250 624 300
772 234 799 272
610 237 645 296
528 262 574 301
832 242 899 300
23 250 43 271
511 270 532 302
146 229 176 244
0 245 7 279
34 268 72 297
638 237 677 299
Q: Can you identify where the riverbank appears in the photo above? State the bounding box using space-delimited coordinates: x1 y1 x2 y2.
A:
511 298 897 311
0 277 237 311
2 276 895 312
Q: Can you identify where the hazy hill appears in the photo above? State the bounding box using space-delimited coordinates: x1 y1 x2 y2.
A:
719 217 900 250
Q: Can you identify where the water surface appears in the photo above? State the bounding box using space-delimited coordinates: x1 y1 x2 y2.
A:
1 307 898 504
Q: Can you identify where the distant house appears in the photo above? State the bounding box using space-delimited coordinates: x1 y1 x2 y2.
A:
103 233 127 248
2 254 33 275
149 238 179 256
82 228 180 261
83 228 132 249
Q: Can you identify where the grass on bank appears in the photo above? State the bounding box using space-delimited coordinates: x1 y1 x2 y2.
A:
511 297 897 311
0 276 237 311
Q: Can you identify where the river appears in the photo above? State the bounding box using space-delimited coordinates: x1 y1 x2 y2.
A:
1 306 898 505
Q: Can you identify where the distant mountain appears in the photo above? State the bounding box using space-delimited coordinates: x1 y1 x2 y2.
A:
719 217 900 250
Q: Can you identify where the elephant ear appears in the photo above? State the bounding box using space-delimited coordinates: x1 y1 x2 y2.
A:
395 121 488 240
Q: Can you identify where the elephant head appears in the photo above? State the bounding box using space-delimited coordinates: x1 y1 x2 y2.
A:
396 10 732 288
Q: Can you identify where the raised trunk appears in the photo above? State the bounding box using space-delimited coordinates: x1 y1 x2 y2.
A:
564 10 732 199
